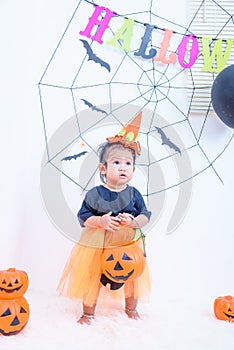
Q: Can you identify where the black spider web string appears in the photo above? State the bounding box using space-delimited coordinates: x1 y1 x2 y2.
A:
105 45 225 184
39 0 234 198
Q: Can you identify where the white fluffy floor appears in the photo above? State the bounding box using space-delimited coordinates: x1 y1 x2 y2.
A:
1 286 233 350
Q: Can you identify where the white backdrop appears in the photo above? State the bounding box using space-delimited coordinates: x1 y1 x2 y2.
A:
0 0 234 309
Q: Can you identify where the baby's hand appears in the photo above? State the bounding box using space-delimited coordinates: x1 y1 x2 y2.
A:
117 213 133 227
100 211 121 232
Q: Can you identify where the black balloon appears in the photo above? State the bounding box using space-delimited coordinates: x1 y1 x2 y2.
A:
211 64 234 128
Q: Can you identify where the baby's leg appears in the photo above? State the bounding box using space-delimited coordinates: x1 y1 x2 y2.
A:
77 303 97 324
124 281 140 319
77 285 101 325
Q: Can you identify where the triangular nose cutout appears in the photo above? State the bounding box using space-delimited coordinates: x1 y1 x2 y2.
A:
10 316 20 326
114 261 124 271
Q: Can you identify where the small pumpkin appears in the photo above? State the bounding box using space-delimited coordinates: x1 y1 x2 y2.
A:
0 268 29 300
101 242 146 284
214 295 234 322
0 296 30 335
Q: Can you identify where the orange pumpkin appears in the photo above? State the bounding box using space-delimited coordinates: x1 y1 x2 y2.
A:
214 295 234 322
0 296 30 335
0 268 29 300
101 242 146 284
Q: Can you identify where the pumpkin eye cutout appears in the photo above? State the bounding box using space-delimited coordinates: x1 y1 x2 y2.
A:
122 253 132 260
2 280 6 284
15 279 19 284
1 308 11 317
228 307 232 312
106 254 114 261
20 307 27 314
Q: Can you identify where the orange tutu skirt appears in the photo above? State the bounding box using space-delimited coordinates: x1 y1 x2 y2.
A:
57 227 151 307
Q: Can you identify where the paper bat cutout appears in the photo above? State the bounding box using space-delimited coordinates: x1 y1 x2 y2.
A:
79 39 111 72
61 151 88 161
155 127 181 155
81 99 107 114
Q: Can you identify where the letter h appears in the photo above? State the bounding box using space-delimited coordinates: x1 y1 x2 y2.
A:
79 5 115 44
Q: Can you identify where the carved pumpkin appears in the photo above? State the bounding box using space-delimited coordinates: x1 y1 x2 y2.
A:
0 268 29 300
214 295 234 322
0 296 30 335
101 243 146 284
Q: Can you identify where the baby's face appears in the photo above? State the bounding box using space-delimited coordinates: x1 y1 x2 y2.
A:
101 148 135 190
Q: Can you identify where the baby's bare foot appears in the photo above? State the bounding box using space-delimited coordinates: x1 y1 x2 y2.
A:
77 314 94 325
125 309 140 320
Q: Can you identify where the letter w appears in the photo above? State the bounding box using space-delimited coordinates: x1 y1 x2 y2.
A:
201 37 233 73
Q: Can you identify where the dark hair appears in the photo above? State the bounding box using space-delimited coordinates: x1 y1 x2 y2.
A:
97 142 136 183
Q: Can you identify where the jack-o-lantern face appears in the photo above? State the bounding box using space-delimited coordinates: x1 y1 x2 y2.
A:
0 296 30 335
101 243 146 284
0 268 29 299
214 295 234 322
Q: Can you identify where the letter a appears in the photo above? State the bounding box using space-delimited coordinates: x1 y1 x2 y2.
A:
79 5 115 44
106 18 135 52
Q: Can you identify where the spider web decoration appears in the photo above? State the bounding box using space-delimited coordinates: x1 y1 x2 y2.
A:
39 0 234 238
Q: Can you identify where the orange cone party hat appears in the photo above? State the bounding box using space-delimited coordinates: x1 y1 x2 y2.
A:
107 112 142 154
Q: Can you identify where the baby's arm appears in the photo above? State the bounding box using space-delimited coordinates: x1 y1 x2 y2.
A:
84 211 121 232
117 188 151 229
117 213 149 228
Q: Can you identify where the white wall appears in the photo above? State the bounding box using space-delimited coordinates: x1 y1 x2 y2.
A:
0 0 79 291
0 0 233 299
